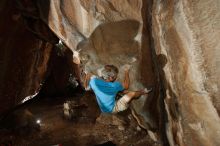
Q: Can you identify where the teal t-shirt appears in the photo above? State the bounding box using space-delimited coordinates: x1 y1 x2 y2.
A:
89 77 124 113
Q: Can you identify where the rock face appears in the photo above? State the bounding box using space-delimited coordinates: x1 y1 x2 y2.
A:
0 0 54 113
37 0 158 135
36 0 220 145
152 0 220 146
1 0 220 145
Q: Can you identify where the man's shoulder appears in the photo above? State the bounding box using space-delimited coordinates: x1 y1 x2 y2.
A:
90 75 100 82
112 81 124 91
90 76 107 84
113 80 122 84
112 81 122 86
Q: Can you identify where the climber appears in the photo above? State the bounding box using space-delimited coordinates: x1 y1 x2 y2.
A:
83 65 152 113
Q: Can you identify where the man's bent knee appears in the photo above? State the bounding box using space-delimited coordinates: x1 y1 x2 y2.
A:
112 94 130 113
125 91 136 98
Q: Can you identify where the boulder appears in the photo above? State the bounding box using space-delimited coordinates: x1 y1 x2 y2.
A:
37 0 157 135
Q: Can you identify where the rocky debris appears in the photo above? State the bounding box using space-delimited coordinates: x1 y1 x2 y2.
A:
94 141 116 146
0 109 40 135
96 113 128 131
63 100 87 120
0 94 158 146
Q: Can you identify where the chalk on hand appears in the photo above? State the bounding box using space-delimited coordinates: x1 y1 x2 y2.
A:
123 64 131 70
144 87 152 93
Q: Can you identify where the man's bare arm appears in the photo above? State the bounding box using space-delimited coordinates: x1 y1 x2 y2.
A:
83 72 93 90
122 70 130 90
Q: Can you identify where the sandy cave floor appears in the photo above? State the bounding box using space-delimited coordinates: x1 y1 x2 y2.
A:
0 92 160 146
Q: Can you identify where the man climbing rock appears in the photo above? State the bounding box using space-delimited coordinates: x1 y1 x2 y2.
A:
83 65 152 113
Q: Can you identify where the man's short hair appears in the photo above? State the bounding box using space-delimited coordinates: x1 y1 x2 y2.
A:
101 65 118 80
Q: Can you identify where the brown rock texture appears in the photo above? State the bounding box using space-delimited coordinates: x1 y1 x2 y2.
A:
38 0 220 145
152 0 220 146
37 0 158 139
0 0 54 113
1 0 220 145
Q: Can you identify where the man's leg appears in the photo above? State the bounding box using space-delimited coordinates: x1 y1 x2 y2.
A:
122 90 151 103
112 89 152 113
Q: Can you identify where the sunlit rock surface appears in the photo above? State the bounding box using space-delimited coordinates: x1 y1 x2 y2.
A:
152 0 220 145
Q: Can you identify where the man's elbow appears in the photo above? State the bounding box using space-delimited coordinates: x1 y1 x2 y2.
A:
123 84 129 90
124 87 129 90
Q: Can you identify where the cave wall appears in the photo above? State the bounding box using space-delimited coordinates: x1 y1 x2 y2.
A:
39 0 220 145
1 0 219 145
152 0 220 146
37 0 158 136
0 0 53 114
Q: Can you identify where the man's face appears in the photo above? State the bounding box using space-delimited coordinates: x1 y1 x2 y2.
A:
108 75 117 82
